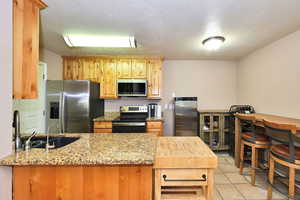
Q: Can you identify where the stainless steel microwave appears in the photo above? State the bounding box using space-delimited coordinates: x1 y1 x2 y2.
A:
117 79 147 97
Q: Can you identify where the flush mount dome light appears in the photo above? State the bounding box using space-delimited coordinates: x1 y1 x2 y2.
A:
202 36 225 50
63 35 137 48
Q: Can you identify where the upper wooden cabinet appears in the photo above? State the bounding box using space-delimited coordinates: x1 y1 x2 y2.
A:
147 59 162 98
132 59 147 78
102 59 117 99
13 0 47 99
117 58 132 79
63 56 163 99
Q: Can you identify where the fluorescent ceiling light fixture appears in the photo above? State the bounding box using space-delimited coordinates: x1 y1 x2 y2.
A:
202 36 225 50
63 35 137 48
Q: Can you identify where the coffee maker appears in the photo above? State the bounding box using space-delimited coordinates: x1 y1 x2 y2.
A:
148 103 161 118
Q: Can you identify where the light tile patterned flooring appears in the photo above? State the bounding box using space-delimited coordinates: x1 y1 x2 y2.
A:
214 153 286 200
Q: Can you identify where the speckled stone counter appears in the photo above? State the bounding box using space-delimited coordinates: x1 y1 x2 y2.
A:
93 112 164 122
93 112 120 121
0 133 157 166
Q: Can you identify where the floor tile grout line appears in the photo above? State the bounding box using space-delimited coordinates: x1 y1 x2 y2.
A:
231 182 247 200
215 154 287 200
214 186 224 200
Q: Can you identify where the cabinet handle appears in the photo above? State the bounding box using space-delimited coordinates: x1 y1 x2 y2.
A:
162 174 207 182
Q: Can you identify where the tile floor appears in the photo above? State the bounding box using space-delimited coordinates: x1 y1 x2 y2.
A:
214 153 286 200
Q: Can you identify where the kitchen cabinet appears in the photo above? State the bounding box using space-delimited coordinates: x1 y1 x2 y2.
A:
63 56 163 99
94 121 112 133
13 165 152 200
199 110 230 151
132 59 147 78
147 59 162 98
82 58 99 82
102 59 117 99
13 0 47 99
147 121 163 136
117 58 132 78
63 58 81 80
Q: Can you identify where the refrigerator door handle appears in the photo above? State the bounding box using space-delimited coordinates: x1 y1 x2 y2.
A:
59 92 63 133
61 92 66 133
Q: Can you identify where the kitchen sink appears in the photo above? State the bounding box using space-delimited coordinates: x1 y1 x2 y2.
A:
22 136 80 149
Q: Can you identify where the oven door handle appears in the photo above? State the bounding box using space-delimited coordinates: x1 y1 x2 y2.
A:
113 122 146 126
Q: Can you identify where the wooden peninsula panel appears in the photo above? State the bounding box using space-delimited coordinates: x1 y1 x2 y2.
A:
13 165 152 200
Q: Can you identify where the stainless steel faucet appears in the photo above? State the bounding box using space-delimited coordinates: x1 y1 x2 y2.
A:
13 110 22 152
25 131 37 150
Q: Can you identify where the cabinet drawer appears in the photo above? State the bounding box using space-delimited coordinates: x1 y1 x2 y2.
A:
147 129 161 136
94 122 112 129
94 128 112 133
160 169 207 186
147 121 162 129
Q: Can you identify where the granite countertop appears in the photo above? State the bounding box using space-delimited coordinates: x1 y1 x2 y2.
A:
93 112 120 121
0 133 157 166
93 112 164 122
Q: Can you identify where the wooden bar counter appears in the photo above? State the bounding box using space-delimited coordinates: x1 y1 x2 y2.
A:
234 113 300 167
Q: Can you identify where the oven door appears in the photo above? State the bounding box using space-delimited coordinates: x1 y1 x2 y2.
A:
112 121 146 133
117 80 147 97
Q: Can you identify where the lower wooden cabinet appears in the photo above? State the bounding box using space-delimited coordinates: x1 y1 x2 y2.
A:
94 121 112 133
13 165 152 200
147 121 163 136
94 121 163 135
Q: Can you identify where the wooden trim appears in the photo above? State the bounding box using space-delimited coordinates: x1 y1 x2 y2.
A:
62 55 164 61
30 0 47 8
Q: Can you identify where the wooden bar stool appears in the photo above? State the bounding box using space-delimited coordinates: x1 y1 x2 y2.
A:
263 119 300 200
237 114 270 186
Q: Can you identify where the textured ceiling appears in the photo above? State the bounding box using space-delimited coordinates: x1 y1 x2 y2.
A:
40 0 300 60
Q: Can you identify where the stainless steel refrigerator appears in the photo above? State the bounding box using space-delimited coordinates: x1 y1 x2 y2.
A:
174 97 199 136
46 80 104 133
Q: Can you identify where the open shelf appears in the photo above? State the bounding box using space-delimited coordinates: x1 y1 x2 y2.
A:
161 192 205 200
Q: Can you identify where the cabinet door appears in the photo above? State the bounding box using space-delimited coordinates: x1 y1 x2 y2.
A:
132 59 147 78
13 0 47 99
102 59 117 99
117 58 132 78
147 60 162 98
63 59 82 80
94 59 103 98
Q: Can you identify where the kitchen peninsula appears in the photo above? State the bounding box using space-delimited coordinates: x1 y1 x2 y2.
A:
0 134 156 200
0 134 218 200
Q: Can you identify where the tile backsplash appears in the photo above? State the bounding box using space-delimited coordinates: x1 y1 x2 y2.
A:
105 98 161 112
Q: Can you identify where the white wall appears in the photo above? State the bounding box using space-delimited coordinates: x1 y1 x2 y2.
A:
237 29 300 119
162 60 237 135
40 48 63 80
0 0 13 199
